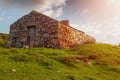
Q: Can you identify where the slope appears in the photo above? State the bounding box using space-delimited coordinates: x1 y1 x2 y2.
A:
0 43 120 80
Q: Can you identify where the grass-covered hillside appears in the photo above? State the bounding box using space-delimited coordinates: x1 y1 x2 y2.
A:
0 33 120 80
0 33 8 47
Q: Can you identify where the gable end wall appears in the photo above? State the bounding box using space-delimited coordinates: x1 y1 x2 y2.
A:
7 12 60 48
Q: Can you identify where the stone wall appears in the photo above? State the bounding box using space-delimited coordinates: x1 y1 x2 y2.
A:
58 23 96 48
7 10 96 48
61 20 70 26
7 11 60 48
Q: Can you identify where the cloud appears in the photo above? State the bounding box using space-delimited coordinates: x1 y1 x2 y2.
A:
0 0 67 17
72 0 120 21
71 22 120 44
43 7 63 18
54 7 63 18
0 0 66 9
43 9 54 17
70 0 120 44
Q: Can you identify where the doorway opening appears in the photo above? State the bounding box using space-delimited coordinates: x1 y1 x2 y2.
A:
27 26 36 47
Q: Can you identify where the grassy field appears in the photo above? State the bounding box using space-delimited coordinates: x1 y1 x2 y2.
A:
0 33 8 47
0 33 120 80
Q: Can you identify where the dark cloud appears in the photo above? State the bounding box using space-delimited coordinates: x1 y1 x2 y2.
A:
4 0 45 6
0 0 67 17
0 0 66 11
1 0 46 7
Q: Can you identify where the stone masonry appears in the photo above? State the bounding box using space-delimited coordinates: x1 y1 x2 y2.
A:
7 10 96 48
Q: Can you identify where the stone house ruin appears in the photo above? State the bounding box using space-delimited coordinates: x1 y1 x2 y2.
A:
7 10 96 48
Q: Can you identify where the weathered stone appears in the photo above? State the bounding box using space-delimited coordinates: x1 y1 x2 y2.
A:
16 42 22 48
50 35 55 39
43 34 49 38
7 10 96 48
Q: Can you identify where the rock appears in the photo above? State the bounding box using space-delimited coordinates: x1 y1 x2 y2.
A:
23 45 29 49
87 62 92 65
57 71 61 73
43 34 49 38
12 69 16 73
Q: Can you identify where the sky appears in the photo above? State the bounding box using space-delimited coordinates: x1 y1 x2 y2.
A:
0 0 120 44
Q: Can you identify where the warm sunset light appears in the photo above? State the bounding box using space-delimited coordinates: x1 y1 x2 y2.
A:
0 0 120 44
1 0 120 80
70 0 120 44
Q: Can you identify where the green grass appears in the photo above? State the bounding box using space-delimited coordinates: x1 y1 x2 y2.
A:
0 44 120 80
0 33 8 47
1 33 120 80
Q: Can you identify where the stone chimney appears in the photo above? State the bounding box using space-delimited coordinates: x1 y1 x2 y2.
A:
61 20 70 26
